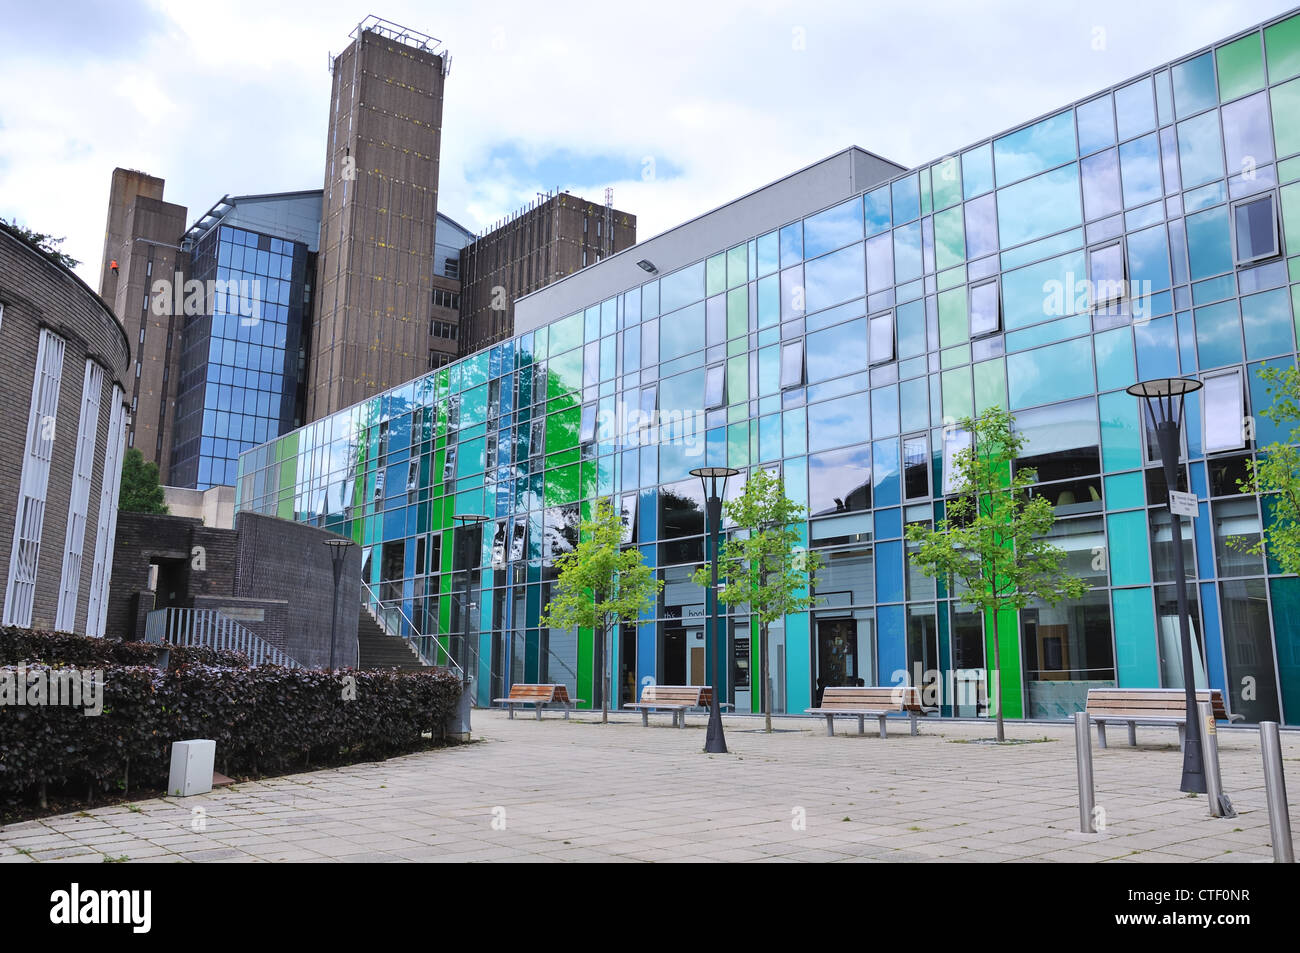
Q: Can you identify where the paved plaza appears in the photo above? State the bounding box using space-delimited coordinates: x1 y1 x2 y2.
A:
1 712 1296 863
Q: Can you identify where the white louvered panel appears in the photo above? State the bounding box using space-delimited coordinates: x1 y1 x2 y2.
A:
85 386 127 637
55 360 105 632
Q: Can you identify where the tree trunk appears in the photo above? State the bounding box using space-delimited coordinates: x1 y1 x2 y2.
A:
991 610 1005 742
762 623 772 733
597 623 608 724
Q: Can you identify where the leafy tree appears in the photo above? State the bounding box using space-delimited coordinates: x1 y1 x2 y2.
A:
0 217 79 270
119 448 169 515
1231 364 1300 574
904 406 1086 742
542 498 662 723
692 469 821 731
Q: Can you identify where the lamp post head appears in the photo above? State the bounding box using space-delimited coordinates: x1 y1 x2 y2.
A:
690 466 740 500
1127 377 1203 428
322 536 352 564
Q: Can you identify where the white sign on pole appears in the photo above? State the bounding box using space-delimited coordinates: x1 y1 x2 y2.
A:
1168 490 1198 519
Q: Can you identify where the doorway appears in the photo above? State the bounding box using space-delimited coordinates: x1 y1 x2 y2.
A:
816 617 860 706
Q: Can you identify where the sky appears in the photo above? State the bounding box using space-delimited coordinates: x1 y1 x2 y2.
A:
1 0 1296 289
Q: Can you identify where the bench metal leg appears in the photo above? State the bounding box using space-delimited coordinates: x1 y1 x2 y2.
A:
535 703 542 721
1096 722 1107 748
878 715 888 739
1178 723 1186 752
563 703 570 720
641 709 649 728
508 705 515 720
909 712 919 737
677 710 685 728
856 715 865 736
1128 722 1137 747
825 715 835 737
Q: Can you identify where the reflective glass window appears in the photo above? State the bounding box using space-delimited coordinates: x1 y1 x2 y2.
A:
1221 91 1274 173
866 232 894 292
864 187 891 236
805 243 865 313
807 318 867 384
869 312 895 364
892 174 920 223
659 302 705 361
804 198 863 258
1076 95 1116 156
934 206 965 271
1119 134 1162 208
1115 78 1156 140
969 279 1000 336
1081 149 1122 221
1186 206 1234 279
1172 51 1218 118
893 222 923 283
808 393 869 452
962 143 995 198
997 165 1082 248
994 110 1075 184
963 192 998 258
1126 223 1172 293
659 261 705 313
808 445 872 515
1194 299 1243 369
1233 194 1280 263
1177 111 1226 188
780 342 804 389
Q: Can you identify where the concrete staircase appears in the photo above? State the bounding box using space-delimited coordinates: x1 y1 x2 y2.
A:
356 608 428 671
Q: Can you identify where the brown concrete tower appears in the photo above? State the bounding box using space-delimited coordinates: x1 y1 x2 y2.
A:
308 17 449 420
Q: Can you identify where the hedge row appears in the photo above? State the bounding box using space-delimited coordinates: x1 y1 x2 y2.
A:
0 662 463 810
0 626 251 670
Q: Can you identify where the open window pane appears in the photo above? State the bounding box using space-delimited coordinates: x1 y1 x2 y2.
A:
1203 370 1246 453
969 280 1000 337
1088 242 1126 307
705 364 725 408
579 404 596 443
903 435 929 500
780 342 804 389
869 312 895 364
942 426 972 496
1234 194 1279 263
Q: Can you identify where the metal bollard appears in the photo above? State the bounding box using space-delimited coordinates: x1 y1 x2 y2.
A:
1075 711 1095 834
1260 722 1295 863
1197 701 1235 818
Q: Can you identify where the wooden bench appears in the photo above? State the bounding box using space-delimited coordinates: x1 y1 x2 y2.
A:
492 683 578 720
1086 688 1241 749
805 686 933 738
624 685 714 727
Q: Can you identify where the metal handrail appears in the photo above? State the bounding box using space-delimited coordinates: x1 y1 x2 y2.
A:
360 580 465 679
144 607 302 668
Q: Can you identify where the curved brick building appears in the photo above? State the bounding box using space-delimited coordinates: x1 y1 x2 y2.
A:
0 226 133 636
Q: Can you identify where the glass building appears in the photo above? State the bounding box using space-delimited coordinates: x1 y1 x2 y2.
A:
173 192 322 489
237 11 1300 725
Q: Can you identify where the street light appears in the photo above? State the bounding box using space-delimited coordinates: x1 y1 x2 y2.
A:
1127 377 1206 793
322 536 354 670
691 466 739 754
453 514 489 685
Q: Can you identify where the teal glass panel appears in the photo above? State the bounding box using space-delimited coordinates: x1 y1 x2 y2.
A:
1007 337 1094 409
962 143 994 198
1076 95 1116 156
1094 327 1136 392
1119 134 1162 207
782 408 806 457
999 228 1084 271
758 344 779 396
993 110 1076 184
1185 206 1233 279
804 198 863 258
1194 299 1243 369
1003 250 1087 329
758 413 781 462
1108 512 1152 585
805 243 865 313
893 222 923 283
1115 78 1156 140
1172 51 1218 118
1251 358 1296 444
897 299 925 358
1177 111 1226 187
934 206 966 271
659 261 705 313
1135 315 1179 380
864 186 892 235
659 367 704 413
871 384 899 437
549 312 583 355
1104 471 1145 510
996 165 1082 248
1006 313 1090 353
757 230 780 276
892 173 920 223
1269 577 1300 725
457 436 486 478
1099 390 1143 471
808 392 869 452
1111 588 1159 687
757 273 780 327
1241 288 1295 358
931 156 963 210
1126 223 1172 292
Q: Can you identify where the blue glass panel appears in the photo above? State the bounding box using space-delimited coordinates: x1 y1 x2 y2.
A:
871 386 899 438
893 222 923 284
997 165 1082 248
1003 250 1087 329
1177 111 1226 187
1081 149 1122 220
1185 206 1233 279
1119 134 1162 207
1221 90 1275 173
1242 288 1295 358
1126 223 1172 292
1171 51 1217 118
803 198 863 258
964 193 999 259
892 174 920 223
1076 95 1116 156
659 262 705 313
994 110 1076 184
1193 299 1243 368
808 392 869 452
875 541 905 606
1198 581 1227 696
873 440 901 508
1134 315 1180 379
804 243 865 313
962 144 994 198
864 187 892 235
807 318 868 384
1115 78 1156 140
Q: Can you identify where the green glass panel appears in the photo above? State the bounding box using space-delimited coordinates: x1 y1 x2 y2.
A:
1099 390 1142 471
1111 588 1159 687
1274 78 1300 160
1108 512 1152 585
941 343 971 369
1172 51 1217 118
938 286 968 348
727 354 748 404
1217 33 1266 101
727 421 750 468
996 164 1082 249
933 206 966 271
973 358 1007 414
706 253 726 297
727 244 748 288
1242 288 1295 358
1283 182 1300 256
936 265 966 291
550 312 583 356
727 286 748 339
1007 338 1094 409
547 348 584 398
1094 326 1136 392
1265 12 1300 82
931 156 963 210
544 463 580 506
1282 155 1300 183
1104 471 1145 510
545 405 581 452
941 366 972 421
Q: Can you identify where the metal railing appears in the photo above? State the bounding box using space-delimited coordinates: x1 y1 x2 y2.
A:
360 581 465 679
144 607 302 668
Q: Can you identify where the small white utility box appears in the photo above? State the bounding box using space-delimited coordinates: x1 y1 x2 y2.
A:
168 739 216 797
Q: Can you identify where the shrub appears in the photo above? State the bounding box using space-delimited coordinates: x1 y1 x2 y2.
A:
0 658 462 811
0 626 250 670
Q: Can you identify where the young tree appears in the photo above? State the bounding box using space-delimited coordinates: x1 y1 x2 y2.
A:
692 469 821 732
905 406 1086 742
542 498 662 723
1230 365 1300 574
119 448 169 515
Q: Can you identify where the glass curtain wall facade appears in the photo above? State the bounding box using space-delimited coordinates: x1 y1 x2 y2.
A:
238 11 1300 725
174 224 313 488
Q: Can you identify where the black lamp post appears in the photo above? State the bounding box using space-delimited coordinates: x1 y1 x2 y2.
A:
454 513 489 685
323 537 353 670
1126 377 1206 794
691 466 739 754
